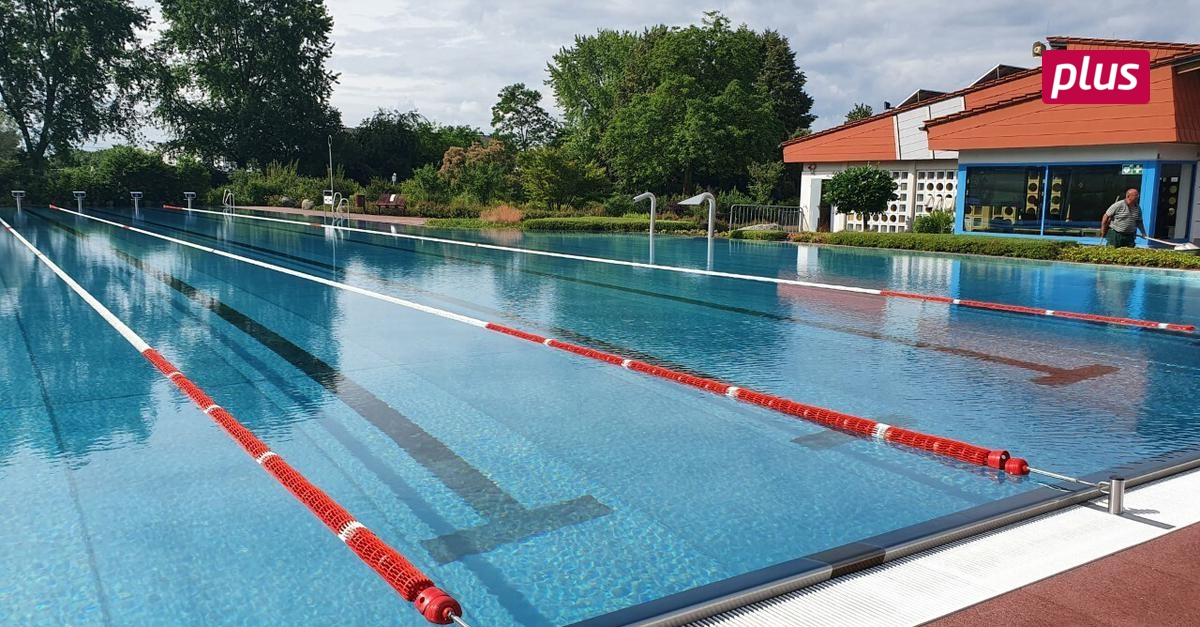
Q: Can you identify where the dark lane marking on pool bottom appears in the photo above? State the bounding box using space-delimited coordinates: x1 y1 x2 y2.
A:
36 211 610 564
133 207 1119 387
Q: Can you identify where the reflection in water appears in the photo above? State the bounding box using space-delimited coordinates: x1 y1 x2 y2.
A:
0 209 348 467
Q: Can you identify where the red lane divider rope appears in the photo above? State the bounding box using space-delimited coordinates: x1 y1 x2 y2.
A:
881 290 1194 333
3 213 465 625
44 203 1034 477
484 324 1031 475
155 202 1195 335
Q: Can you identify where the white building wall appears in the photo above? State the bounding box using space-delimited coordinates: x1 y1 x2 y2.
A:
895 96 964 161
798 158 958 233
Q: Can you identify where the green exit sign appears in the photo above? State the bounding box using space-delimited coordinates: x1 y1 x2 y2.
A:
1121 164 1143 175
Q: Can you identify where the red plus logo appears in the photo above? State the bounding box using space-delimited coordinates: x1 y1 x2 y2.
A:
1042 50 1150 104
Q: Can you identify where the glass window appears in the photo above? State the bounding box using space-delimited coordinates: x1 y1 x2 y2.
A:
1043 165 1142 237
963 167 1044 233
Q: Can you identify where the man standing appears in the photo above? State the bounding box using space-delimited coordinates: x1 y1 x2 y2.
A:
1100 188 1145 248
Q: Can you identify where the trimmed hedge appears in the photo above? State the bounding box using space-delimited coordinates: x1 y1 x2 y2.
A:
788 231 1200 270
425 218 519 229
522 217 699 232
730 229 788 241
1058 246 1200 269
790 232 1077 259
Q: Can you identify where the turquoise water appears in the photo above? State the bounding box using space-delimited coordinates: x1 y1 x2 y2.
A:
1 205 1198 626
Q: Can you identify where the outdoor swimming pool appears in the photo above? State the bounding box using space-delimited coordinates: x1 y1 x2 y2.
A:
2 204 1198 626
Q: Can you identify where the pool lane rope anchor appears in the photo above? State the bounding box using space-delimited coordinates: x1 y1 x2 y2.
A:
0 214 469 626
159 202 1196 335
46 203 1035 477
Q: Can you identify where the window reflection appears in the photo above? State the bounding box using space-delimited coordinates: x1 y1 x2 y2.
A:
1044 165 1141 236
962 167 1043 234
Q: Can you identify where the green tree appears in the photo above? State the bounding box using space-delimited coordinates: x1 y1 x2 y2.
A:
0 0 156 169
549 12 812 193
756 30 815 136
156 0 340 169
415 122 483 170
337 109 427 183
0 112 18 158
547 29 640 140
518 145 609 210
747 160 784 204
491 83 559 151
438 140 516 203
823 165 897 231
845 103 874 122
399 164 447 202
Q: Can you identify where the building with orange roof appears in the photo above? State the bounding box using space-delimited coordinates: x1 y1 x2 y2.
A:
784 37 1200 244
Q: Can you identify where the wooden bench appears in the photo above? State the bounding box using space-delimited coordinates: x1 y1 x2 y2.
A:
374 194 406 210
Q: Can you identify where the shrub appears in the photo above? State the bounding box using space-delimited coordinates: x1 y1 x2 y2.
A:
522 217 698 232
825 232 1076 258
211 161 358 207
602 193 637 217
479 204 523 223
716 188 753 208
912 210 955 234
1058 246 1200 269
399 164 448 202
522 208 586 220
425 218 519 229
824 165 898 229
402 199 482 218
730 229 788 241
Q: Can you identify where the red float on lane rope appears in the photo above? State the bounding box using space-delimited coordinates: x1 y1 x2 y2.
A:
882 289 1194 333
143 352 464 623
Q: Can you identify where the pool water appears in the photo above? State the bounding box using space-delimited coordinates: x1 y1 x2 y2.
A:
1 205 1198 626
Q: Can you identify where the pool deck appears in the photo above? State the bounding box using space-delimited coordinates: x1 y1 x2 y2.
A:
929 521 1200 626
692 467 1200 627
237 205 429 227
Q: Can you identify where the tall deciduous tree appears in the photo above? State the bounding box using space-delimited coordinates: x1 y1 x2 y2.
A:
0 112 18 158
518 145 608 210
548 12 812 193
336 109 425 183
491 83 559 151
0 0 155 169
156 0 340 170
747 160 784 204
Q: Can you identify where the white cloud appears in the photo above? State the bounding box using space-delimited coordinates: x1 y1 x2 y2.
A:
324 0 1200 132
101 0 1199 149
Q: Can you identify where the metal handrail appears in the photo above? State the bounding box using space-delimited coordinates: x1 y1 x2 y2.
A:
222 189 235 214
729 203 804 233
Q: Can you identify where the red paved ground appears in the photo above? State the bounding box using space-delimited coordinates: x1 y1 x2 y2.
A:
929 522 1200 626
241 205 428 227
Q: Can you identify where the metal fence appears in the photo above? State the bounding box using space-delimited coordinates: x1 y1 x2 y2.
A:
728 204 805 233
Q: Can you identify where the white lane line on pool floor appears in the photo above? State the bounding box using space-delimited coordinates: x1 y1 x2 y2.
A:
691 468 1200 627
157 204 1194 334
0 214 466 624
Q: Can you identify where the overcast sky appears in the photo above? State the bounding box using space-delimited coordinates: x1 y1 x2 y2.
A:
128 0 1199 143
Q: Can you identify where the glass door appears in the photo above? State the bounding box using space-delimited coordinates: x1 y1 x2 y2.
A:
1154 164 1184 240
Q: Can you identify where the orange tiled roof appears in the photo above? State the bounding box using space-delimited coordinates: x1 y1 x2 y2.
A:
922 47 1200 130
